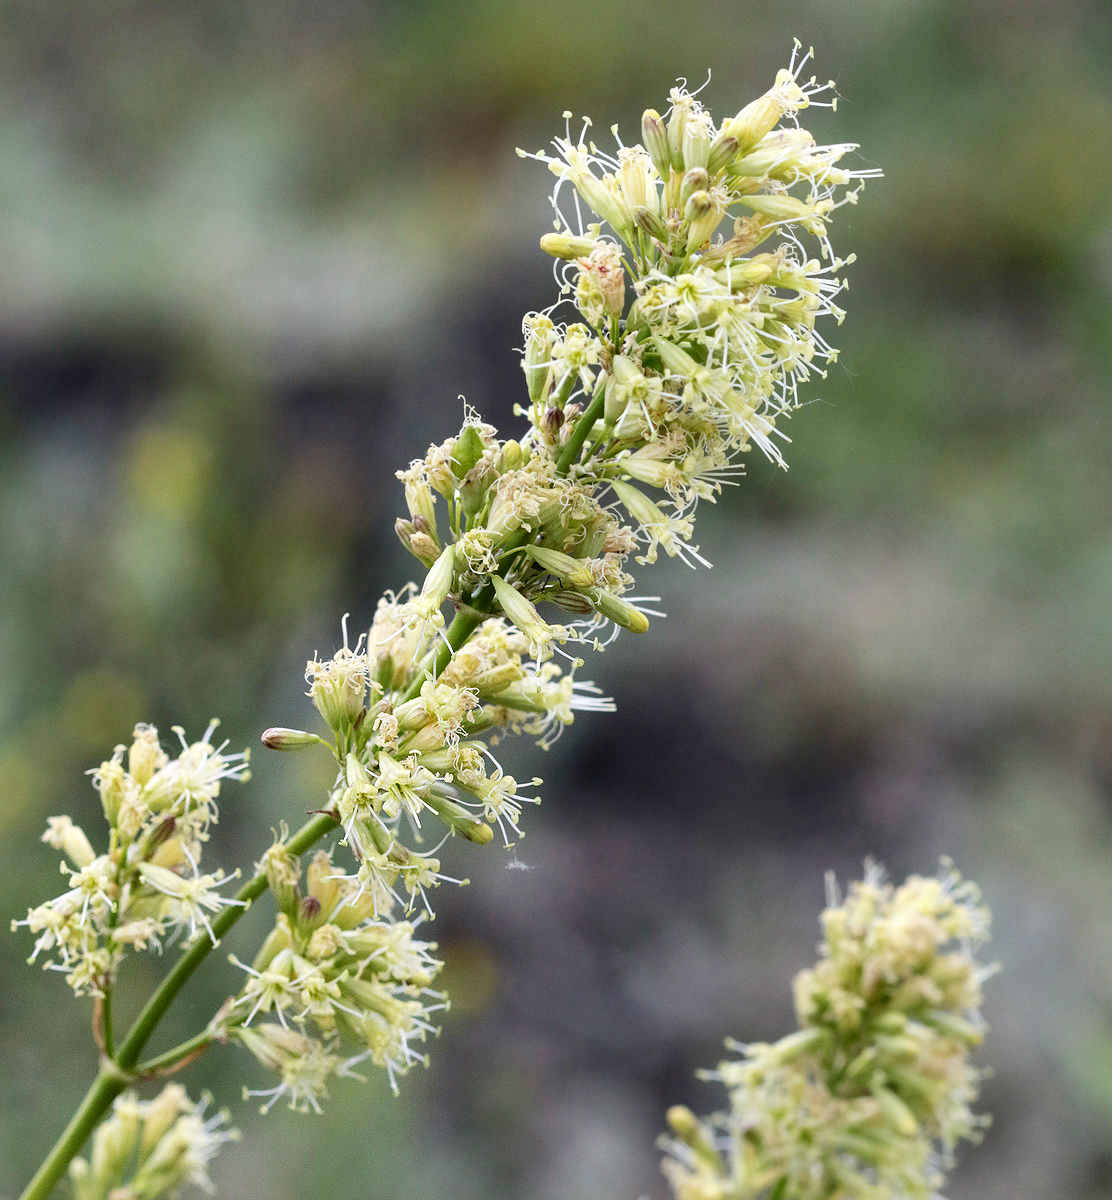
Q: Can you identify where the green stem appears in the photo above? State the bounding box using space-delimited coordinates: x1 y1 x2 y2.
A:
18 1066 127 1200
135 1030 215 1077
18 811 338 1200
398 608 485 705
100 989 114 1058
555 386 606 475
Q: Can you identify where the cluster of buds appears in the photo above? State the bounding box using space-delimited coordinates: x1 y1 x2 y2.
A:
13 723 249 997
285 601 614 880
396 416 649 645
250 46 873 1102
68 1085 237 1200
661 864 993 1200
226 843 445 1104
516 41 878 565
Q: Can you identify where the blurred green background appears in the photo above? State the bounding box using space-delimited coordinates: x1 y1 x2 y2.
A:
2 1 1112 1196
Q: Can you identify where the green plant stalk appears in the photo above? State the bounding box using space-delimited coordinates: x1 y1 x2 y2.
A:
134 1030 216 1077
100 989 114 1058
555 386 605 474
21 363 611 1200
17 1065 128 1200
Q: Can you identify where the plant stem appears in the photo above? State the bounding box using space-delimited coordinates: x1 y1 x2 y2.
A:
399 608 485 705
555 386 605 474
17 1065 127 1200
135 1030 214 1077
100 989 113 1058
18 811 338 1200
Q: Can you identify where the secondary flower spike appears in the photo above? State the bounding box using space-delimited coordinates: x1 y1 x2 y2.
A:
660 864 993 1200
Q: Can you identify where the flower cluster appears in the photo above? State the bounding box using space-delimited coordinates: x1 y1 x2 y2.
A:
289 600 614 892
519 41 877 531
661 864 993 1200
246 46 874 1103
226 843 445 1105
68 1084 237 1200
12 723 249 997
16 49 876 1127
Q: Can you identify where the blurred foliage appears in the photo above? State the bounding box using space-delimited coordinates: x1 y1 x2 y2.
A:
2 1 1112 1197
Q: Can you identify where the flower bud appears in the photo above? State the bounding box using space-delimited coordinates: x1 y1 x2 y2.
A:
127 724 165 787
418 544 457 611
740 192 831 223
522 543 577 576
458 464 495 518
94 759 129 826
666 1105 699 1138
681 113 711 171
490 574 564 656
641 109 672 176
137 815 177 860
548 590 597 615
403 477 439 540
306 648 367 734
617 453 673 489
720 68 810 153
395 517 417 555
871 1085 919 1138
261 727 324 752
298 894 324 931
712 256 776 289
604 369 629 424
612 478 668 529
495 438 526 474
306 849 347 916
451 424 486 481
569 168 631 236
653 336 701 378
261 842 300 918
666 105 688 170
706 132 739 175
618 146 654 212
592 590 650 634
409 529 441 567
633 205 668 242
42 816 96 869
679 167 709 206
422 789 494 843
540 405 565 446
730 127 815 177
684 190 720 249
539 232 598 260
522 314 556 406
139 1085 190 1158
